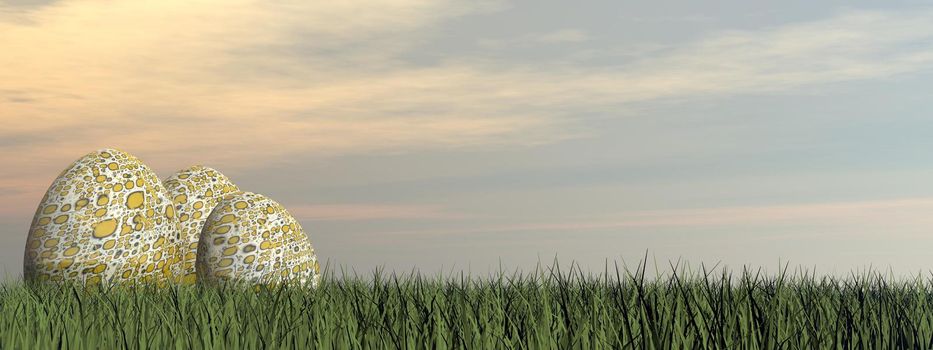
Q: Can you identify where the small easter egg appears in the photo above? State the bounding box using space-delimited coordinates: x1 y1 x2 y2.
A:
196 192 319 287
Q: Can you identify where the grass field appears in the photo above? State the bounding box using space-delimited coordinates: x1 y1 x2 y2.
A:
3 260 933 349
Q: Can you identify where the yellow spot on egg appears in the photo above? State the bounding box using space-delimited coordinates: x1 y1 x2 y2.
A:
107 162 118 170
222 247 237 256
193 201 204 210
205 190 214 197
60 204 72 212
135 178 144 187
97 195 109 206
95 175 106 183
220 214 236 223
244 255 255 264
43 205 57 214
179 214 189 222
75 198 89 209
63 247 79 257
227 236 240 244
103 240 116 250
154 237 165 248
218 258 233 267
234 201 248 209
213 237 225 245
173 194 187 204
93 219 118 238
193 211 202 219
59 259 74 269
93 264 106 274
260 241 272 250
165 205 175 219
37 217 51 225
146 208 154 218
53 215 69 224
94 208 107 217
44 238 59 248
113 183 123 191
266 207 274 214
125 180 134 189
282 225 291 233
126 191 144 209
215 226 231 234
100 152 111 158
122 270 132 278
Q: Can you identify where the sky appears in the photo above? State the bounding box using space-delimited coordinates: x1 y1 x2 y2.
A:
3 0 933 278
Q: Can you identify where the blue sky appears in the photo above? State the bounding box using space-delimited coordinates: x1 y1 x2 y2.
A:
3 0 933 277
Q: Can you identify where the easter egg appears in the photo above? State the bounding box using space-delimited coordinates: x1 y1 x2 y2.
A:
196 192 319 287
163 166 240 284
23 149 182 285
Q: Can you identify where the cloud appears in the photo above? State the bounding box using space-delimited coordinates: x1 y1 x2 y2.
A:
374 197 933 236
478 28 590 47
536 29 590 43
3 4 933 219
287 204 464 221
619 13 715 23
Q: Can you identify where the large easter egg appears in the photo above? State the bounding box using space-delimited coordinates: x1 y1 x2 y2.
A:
196 192 319 287
163 166 240 284
23 149 182 285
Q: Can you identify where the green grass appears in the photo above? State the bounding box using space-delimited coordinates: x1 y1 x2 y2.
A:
4 260 933 349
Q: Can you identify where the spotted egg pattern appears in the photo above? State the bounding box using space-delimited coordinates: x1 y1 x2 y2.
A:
23 149 183 285
197 192 320 287
163 166 240 284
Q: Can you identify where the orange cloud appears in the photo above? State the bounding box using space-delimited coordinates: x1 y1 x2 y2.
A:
0 0 545 217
